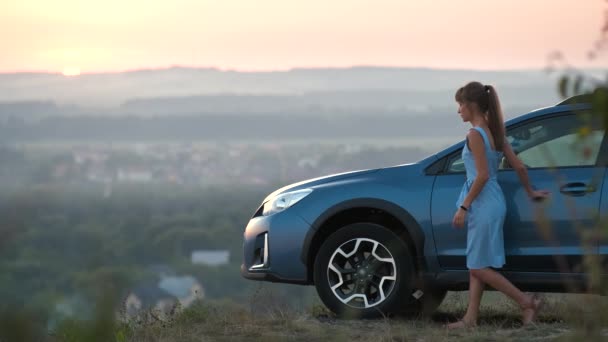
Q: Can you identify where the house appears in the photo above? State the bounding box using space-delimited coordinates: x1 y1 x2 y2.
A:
116 167 153 183
158 275 204 307
124 284 177 318
122 268 205 318
73 150 108 165
191 250 230 266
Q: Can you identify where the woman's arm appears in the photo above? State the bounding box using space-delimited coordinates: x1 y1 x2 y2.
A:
502 141 550 200
502 142 534 197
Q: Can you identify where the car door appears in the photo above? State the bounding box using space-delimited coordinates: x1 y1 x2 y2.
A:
598 147 608 275
431 111 606 272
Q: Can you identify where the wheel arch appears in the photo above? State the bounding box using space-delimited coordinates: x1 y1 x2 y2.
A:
301 198 427 283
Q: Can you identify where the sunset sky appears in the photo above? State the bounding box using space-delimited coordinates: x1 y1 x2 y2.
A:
1 0 605 74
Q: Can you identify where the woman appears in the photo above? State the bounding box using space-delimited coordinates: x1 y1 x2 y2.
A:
447 81 549 329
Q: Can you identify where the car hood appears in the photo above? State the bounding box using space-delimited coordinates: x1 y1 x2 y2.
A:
262 168 380 203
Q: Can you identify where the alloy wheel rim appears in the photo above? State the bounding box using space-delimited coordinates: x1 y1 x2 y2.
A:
327 238 397 309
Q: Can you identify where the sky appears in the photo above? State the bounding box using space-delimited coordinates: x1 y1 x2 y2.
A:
1 0 605 74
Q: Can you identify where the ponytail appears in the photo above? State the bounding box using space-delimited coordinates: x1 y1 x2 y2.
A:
485 85 506 151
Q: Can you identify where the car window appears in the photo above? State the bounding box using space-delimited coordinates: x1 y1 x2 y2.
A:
445 113 605 173
513 130 603 168
446 151 465 173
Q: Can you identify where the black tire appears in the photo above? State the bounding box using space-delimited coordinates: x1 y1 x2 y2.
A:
313 222 416 319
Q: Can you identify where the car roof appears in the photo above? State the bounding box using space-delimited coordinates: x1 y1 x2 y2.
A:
430 99 593 161
505 102 591 126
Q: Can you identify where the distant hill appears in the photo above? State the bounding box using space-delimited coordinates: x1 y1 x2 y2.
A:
0 66 597 113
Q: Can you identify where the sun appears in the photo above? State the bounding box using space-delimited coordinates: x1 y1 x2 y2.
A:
62 66 81 76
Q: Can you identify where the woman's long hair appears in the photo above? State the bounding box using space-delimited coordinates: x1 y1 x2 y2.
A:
455 81 506 151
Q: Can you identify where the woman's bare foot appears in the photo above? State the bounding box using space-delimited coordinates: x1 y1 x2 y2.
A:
521 294 542 326
446 317 477 330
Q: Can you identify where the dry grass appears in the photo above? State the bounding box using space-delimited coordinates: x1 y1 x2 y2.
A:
115 291 608 342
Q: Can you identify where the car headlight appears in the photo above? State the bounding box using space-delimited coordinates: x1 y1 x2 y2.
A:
262 189 313 216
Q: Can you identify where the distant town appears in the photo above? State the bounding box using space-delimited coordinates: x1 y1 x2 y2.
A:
0 140 437 189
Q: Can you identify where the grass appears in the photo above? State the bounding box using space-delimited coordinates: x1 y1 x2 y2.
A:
0 285 602 341
94 291 607 342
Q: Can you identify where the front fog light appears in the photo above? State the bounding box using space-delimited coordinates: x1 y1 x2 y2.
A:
262 189 312 216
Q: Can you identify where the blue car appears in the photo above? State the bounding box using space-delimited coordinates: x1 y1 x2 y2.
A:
241 97 607 317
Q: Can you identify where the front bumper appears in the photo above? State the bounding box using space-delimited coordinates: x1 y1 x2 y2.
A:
241 210 313 285
240 264 309 284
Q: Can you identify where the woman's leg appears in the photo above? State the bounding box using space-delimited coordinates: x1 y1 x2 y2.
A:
470 268 541 324
463 271 484 323
469 268 528 306
447 271 484 329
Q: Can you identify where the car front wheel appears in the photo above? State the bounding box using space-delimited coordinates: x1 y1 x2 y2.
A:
313 222 416 318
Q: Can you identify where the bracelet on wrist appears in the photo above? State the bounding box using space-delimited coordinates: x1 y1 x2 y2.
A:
460 205 468 212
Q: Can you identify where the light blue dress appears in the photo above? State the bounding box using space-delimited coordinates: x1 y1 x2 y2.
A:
456 126 507 270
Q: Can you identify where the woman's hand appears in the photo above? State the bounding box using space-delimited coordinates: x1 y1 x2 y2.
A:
452 208 467 229
529 189 550 202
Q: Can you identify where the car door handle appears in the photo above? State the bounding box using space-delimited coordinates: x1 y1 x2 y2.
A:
559 182 594 196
